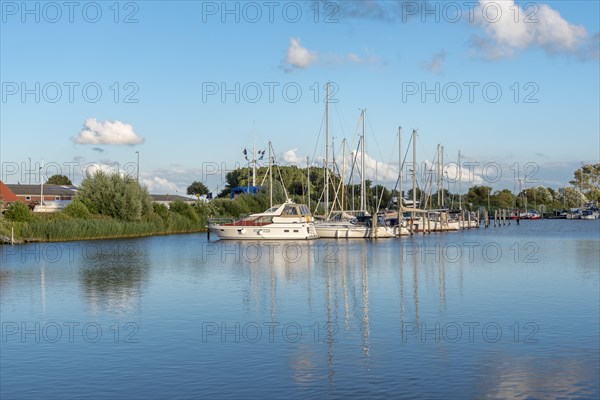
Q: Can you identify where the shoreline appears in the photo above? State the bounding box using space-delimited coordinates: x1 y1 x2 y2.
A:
0 227 207 245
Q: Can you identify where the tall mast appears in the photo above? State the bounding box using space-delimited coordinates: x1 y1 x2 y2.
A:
307 156 310 211
441 145 445 208
341 139 346 211
269 141 273 208
437 144 441 207
252 135 256 187
360 110 366 212
458 150 462 210
412 129 417 218
398 127 402 218
325 82 330 217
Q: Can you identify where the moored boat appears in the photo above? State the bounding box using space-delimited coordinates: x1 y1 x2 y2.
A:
208 202 318 240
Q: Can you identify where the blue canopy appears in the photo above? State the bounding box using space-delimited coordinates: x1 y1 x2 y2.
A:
230 186 261 199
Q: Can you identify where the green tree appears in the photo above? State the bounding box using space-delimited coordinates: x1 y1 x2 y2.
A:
77 171 152 221
495 189 516 209
63 198 91 219
187 181 209 200
46 174 73 185
520 186 554 206
464 186 493 209
557 187 588 208
169 200 199 222
570 163 600 195
5 202 32 222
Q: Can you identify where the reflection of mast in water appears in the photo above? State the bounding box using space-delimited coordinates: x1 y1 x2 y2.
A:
41 263 46 317
412 244 420 325
459 246 465 298
326 257 335 386
307 242 312 313
439 251 446 314
270 264 276 322
341 245 350 331
361 245 371 363
399 247 405 326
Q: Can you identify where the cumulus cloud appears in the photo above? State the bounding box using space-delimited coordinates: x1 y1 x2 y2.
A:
282 148 307 165
141 176 182 194
319 1 598 62
282 37 382 70
73 118 144 145
421 50 447 73
441 161 484 185
284 37 317 69
471 0 597 60
82 162 125 177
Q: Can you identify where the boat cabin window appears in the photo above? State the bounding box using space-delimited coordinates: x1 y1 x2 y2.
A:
299 205 310 215
265 206 280 213
283 205 298 215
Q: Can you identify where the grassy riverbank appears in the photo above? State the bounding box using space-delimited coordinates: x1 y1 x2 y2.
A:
1 212 207 243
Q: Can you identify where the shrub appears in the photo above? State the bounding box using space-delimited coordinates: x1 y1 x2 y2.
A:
77 171 153 221
63 198 91 219
169 201 199 222
5 202 32 222
153 203 169 220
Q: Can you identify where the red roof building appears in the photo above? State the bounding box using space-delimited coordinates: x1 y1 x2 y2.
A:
0 181 21 204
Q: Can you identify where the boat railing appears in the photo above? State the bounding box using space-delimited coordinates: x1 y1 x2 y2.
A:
208 217 237 225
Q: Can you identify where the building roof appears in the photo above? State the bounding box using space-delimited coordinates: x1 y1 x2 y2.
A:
0 181 21 202
150 194 196 202
5 184 78 196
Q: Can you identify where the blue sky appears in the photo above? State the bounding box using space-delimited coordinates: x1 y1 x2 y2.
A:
1 0 599 194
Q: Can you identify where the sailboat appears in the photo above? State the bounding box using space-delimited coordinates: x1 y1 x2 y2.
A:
314 105 395 239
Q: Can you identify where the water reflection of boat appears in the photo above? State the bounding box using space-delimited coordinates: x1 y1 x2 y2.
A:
208 202 318 240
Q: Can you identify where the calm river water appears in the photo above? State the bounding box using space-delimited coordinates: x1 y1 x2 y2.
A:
1 220 599 399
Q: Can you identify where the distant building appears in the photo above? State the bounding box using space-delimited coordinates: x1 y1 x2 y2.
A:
150 194 196 207
0 181 21 209
5 183 77 211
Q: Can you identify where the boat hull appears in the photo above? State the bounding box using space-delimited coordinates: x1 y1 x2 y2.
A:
315 224 395 239
209 223 318 240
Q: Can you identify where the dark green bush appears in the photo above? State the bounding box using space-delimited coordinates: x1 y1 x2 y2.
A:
63 198 91 219
5 202 32 222
169 201 199 222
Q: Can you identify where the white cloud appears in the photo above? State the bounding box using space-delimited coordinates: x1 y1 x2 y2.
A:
141 176 182 194
82 162 125 177
73 118 144 145
283 37 382 70
421 50 447 74
441 161 484 185
285 37 317 69
472 0 595 60
281 148 308 165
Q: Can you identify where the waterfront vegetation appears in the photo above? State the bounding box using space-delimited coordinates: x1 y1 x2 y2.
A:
1 164 598 243
1 172 208 242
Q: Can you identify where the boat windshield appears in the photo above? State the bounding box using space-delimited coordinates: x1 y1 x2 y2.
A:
299 205 310 215
282 205 299 215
